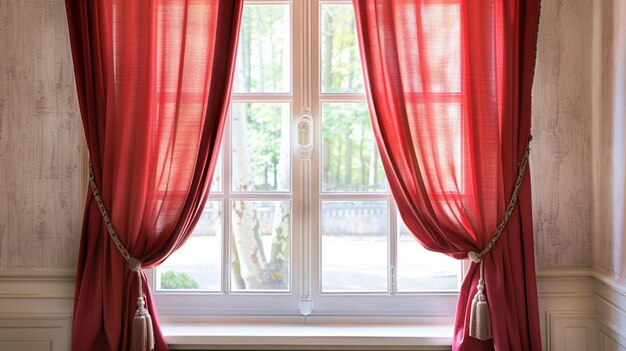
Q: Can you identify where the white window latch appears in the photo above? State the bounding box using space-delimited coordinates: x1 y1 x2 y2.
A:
297 110 313 159
299 298 313 316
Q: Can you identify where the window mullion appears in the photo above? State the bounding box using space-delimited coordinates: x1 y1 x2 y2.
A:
295 0 314 315
390 197 398 295
308 0 323 308
223 112 232 294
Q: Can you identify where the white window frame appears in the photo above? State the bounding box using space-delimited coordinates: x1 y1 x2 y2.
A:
147 0 464 323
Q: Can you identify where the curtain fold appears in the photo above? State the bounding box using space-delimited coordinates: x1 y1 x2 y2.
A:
65 1 243 349
353 1 541 350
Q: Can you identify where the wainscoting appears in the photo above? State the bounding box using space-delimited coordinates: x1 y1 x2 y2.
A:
0 268 623 351
537 269 626 351
0 269 74 351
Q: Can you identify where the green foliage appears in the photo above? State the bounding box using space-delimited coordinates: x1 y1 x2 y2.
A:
322 102 386 191
321 4 364 93
245 103 287 190
235 5 289 93
160 270 199 290
233 4 380 192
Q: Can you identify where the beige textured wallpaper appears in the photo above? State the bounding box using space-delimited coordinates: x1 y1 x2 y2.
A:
0 0 604 271
531 0 593 268
0 0 82 269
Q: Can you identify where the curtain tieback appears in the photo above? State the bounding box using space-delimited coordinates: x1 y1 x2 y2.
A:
467 135 532 341
88 163 155 351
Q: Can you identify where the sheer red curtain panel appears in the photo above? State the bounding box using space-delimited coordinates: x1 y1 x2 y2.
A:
65 1 243 350
353 1 541 350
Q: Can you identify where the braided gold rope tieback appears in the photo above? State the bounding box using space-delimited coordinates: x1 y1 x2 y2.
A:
467 135 532 341
467 135 532 263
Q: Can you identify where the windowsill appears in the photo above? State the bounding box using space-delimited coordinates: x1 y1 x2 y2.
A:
163 321 454 350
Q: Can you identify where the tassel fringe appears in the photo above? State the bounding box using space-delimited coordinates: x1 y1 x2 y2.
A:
130 296 155 351
469 278 492 340
469 260 492 341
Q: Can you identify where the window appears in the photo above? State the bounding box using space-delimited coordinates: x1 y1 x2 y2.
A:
151 0 462 319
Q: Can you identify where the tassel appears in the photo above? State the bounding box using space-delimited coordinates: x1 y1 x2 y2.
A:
131 296 155 351
469 260 492 341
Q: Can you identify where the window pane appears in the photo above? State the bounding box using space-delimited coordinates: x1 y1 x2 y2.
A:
321 201 388 292
233 4 290 93
397 214 460 292
231 103 291 192
321 102 385 192
157 201 223 291
231 201 290 292
320 4 364 93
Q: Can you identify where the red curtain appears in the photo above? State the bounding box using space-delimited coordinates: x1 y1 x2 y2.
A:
353 1 541 350
65 1 242 350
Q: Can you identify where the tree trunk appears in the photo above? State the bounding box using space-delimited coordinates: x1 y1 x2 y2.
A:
231 103 267 290
322 138 331 187
359 133 366 187
269 201 289 288
230 241 246 289
334 138 342 186
322 8 333 91
369 142 379 188
232 200 267 289
348 40 355 90
344 129 352 186
255 7 264 90
238 10 251 92
268 108 290 288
